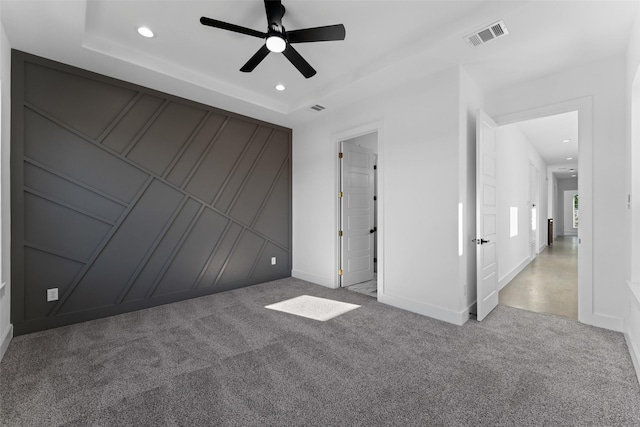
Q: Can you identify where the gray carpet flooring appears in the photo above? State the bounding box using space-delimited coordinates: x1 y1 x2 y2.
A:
1 277 639 426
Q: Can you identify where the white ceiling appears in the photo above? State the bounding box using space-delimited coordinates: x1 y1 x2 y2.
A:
515 111 579 179
1 1 638 127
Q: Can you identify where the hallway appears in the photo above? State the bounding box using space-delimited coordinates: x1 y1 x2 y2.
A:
499 236 578 320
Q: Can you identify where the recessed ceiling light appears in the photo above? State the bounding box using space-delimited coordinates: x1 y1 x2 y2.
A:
137 27 154 38
562 139 571 143
274 84 286 91
566 157 573 160
572 174 577 177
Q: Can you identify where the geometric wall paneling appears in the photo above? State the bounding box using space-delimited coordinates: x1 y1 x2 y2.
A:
56 179 184 314
102 94 165 154
216 229 266 286
11 51 292 334
24 61 137 140
183 117 260 204
212 126 274 213
125 102 208 176
23 108 150 203
123 198 202 303
24 248 84 320
23 162 127 223
228 130 290 226
153 207 229 297
253 161 291 248
23 192 112 263
165 112 227 187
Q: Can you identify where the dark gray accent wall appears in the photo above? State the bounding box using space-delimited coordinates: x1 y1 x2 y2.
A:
11 51 292 335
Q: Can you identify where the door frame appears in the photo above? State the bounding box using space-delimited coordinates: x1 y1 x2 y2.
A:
338 141 376 287
529 161 539 261
332 121 384 295
491 97 603 329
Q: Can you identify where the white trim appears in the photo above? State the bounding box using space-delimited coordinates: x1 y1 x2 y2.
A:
378 293 471 326
630 281 640 304
291 270 336 289
493 97 598 329
498 256 530 291
624 332 640 385
624 281 640 385
0 324 12 363
581 313 623 332
332 120 386 296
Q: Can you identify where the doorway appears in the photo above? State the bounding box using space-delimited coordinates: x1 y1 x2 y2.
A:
338 132 378 298
495 111 579 320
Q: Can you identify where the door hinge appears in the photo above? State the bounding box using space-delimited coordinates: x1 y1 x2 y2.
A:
338 230 343 237
339 152 343 159
338 269 343 276
338 191 343 198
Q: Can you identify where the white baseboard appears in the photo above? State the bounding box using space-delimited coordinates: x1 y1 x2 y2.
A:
498 256 530 291
378 292 469 326
0 324 13 364
579 311 624 332
291 270 336 289
625 282 640 385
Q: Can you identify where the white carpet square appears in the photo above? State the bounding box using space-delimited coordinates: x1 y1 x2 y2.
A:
264 295 360 321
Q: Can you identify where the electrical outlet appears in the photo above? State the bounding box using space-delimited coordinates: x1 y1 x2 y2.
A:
271 257 276 265
47 288 58 302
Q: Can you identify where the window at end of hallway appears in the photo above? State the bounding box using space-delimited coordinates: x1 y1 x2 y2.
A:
510 207 518 238
573 194 579 229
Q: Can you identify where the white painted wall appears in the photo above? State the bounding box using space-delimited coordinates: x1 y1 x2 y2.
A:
486 55 626 331
0 6 12 362
495 124 547 289
556 177 578 236
293 67 478 325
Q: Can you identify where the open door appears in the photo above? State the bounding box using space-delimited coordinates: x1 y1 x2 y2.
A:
339 142 375 287
476 110 499 321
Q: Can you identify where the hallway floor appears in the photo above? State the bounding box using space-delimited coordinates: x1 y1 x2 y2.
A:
499 236 578 320
344 278 377 298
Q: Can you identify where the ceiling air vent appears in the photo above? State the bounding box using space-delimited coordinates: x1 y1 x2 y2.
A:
465 20 509 47
310 104 326 112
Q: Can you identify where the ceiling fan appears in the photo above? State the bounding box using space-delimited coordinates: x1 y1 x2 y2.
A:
200 0 346 78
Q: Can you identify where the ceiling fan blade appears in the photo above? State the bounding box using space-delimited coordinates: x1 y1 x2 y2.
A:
240 45 271 73
264 0 283 29
287 24 346 43
282 45 316 78
200 17 266 39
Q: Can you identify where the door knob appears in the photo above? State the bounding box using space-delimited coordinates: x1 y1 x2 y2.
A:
370 227 377 234
473 238 490 245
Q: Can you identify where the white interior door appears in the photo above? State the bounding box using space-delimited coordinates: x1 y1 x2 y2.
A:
340 142 375 286
476 110 499 321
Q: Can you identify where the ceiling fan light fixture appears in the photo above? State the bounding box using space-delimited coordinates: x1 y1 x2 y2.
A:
137 26 154 38
266 35 286 53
